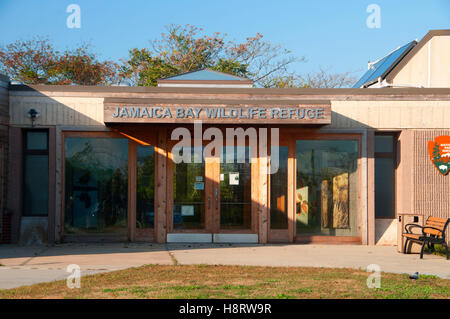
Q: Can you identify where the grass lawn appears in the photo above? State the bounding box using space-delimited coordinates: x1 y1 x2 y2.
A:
425 244 449 258
0 265 448 299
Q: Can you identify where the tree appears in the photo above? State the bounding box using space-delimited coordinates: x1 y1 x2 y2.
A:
54 45 119 85
298 66 358 88
0 37 118 85
119 48 177 86
226 33 302 87
261 75 306 88
153 24 226 73
262 66 358 88
120 24 301 87
0 37 57 84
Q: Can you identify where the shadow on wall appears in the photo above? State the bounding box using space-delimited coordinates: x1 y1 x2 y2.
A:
375 218 397 246
8 86 108 245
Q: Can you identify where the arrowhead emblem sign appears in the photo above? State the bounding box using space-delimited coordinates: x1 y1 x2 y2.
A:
428 136 450 175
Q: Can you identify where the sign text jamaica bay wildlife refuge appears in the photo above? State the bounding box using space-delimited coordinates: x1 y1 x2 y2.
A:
103 103 331 124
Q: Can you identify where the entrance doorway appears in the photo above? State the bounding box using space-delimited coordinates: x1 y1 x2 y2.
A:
167 144 258 243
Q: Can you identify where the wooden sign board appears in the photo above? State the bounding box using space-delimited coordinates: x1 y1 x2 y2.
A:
104 102 331 125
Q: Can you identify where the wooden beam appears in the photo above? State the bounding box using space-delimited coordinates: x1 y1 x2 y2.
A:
47 127 56 243
155 128 167 243
287 137 296 243
367 130 376 245
258 129 268 244
165 140 174 233
251 151 259 234
7 127 22 243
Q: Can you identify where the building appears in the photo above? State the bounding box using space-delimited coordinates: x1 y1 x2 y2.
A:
1 30 449 246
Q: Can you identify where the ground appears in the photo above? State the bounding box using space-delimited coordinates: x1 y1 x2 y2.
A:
0 265 449 299
0 243 448 298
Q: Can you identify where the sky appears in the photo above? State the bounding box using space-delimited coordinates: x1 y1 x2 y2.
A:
0 0 449 79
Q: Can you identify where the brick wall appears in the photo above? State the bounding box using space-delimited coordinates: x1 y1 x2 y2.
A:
413 130 450 244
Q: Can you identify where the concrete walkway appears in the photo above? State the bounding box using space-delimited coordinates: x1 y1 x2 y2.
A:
168 244 450 279
0 243 448 289
0 243 172 289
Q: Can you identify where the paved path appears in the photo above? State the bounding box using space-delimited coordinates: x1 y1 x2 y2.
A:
0 243 172 289
167 244 450 279
0 243 448 289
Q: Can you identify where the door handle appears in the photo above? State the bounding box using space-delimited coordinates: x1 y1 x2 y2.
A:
208 197 211 210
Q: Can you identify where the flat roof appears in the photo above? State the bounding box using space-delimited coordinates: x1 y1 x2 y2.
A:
9 84 450 96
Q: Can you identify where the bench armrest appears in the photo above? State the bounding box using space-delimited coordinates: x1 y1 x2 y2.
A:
404 223 423 234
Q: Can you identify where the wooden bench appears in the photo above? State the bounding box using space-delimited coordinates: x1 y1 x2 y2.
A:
402 216 449 259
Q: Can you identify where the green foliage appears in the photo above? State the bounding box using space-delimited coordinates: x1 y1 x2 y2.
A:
432 142 441 161
0 25 356 88
119 48 177 86
121 24 298 87
210 58 249 78
262 75 309 88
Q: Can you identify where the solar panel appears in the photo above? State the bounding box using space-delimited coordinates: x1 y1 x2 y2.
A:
353 41 416 88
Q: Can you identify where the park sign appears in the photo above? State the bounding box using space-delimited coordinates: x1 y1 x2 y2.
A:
428 135 450 175
103 100 331 125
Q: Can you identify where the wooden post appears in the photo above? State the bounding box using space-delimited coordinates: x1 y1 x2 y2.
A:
165 139 174 233
251 152 260 234
128 141 137 242
287 137 296 243
258 128 268 244
367 130 375 245
155 128 167 243
7 127 22 243
55 127 62 243
48 127 56 243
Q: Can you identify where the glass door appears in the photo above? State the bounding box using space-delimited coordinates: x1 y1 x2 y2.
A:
168 143 256 241
172 146 209 231
218 146 252 232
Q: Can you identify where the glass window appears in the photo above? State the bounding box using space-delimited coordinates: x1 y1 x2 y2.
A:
64 137 128 235
136 145 155 229
296 140 359 236
270 146 288 229
375 158 395 218
375 135 393 153
26 131 48 150
24 155 48 215
375 134 396 218
23 130 49 216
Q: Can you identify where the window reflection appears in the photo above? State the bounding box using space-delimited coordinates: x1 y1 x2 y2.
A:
173 147 205 229
270 146 288 229
64 137 128 235
296 140 359 236
23 130 49 216
137 145 155 229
